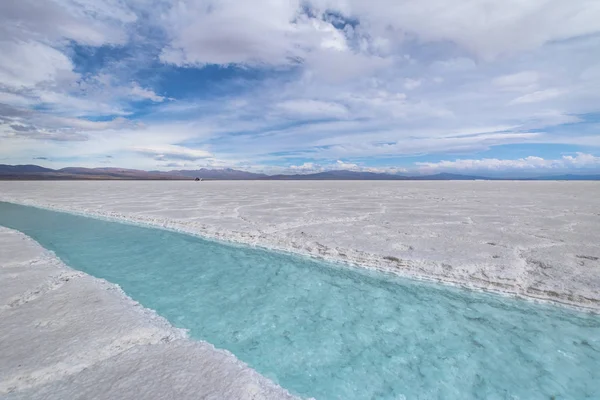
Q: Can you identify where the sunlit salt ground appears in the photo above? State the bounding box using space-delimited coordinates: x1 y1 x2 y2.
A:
1 202 599 399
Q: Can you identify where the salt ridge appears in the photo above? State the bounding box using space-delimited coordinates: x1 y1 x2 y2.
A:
1 181 599 313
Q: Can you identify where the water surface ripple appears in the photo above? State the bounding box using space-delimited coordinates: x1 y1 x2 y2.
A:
1 202 598 399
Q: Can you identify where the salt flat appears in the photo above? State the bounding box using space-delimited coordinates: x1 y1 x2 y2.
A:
1 180 599 310
0 227 297 399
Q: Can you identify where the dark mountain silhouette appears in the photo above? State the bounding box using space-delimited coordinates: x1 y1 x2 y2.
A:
167 168 268 180
266 170 409 180
58 167 179 179
409 172 492 180
0 164 55 173
0 165 184 180
1 164 600 180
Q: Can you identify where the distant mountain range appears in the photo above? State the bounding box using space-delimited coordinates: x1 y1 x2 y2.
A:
267 170 408 180
158 168 269 180
1 164 599 181
0 165 182 180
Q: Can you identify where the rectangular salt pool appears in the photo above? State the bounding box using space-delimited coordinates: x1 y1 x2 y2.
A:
0 202 598 399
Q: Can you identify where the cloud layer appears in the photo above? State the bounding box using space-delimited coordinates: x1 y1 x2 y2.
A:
417 153 600 174
1 0 600 174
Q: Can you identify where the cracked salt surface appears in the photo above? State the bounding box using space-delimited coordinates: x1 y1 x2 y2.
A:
1 180 599 310
3 203 600 399
0 227 298 400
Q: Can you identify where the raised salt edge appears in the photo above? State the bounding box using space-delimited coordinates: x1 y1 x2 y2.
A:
1 197 598 314
0 226 300 399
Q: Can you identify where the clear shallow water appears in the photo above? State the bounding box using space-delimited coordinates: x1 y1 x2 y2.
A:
1 202 599 400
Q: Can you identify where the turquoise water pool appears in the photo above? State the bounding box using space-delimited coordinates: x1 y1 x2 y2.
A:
1 202 599 399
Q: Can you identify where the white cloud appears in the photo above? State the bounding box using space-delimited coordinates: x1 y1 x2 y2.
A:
129 83 165 102
159 0 304 66
34 91 130 117
364 166 408 174
157 0 393 85
0 0 151 127
416 153 600 172
336 160 359 170
156 0 600 69
340 90 410 119
510 88 563 104
2 0 600 172
403 78 422 90
0 40 76 89
0 103 142 143
431 57 477 72
313 0 600 60
51 116 138 131
134 145 213 161
493 71 539 92
303 51 392 83
289 162 323 172
285 161 408 175
0 92 35 107
561 152 600 167
275 100 348 119
0 0 134 46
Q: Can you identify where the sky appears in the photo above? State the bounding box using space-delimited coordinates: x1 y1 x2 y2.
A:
1 0 600 176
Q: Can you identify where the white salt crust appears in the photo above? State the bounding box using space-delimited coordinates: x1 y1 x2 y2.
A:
1 180 599 312
0 227 299 400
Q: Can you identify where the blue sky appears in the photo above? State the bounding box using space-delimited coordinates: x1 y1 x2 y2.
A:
1 0 600 176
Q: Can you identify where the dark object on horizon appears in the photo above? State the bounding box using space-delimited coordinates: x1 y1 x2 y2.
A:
195 177 200 181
